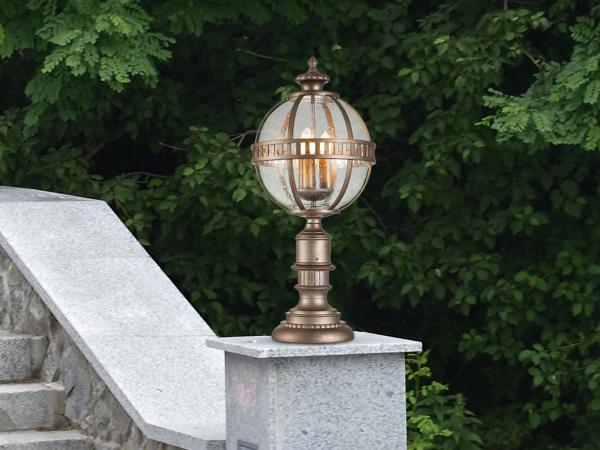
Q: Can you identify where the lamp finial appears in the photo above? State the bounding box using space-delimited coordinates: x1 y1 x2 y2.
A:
295 56 330 91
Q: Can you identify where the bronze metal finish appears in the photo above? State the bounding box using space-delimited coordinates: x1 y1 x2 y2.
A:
295 56 331 91
251 57 376 344
272 216 354 344
252 138 375 163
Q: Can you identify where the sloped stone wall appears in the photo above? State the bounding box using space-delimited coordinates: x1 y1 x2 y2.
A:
0 248 183 450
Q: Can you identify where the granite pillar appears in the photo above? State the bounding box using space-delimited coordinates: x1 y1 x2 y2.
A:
207 332 421 450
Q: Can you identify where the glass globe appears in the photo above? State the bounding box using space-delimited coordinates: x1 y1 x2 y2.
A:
251 59 375 214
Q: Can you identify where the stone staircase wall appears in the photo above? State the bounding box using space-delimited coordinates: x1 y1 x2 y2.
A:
0 247 183 450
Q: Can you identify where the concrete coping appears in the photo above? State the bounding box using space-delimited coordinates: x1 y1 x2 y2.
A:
0 187 225 449
206 332 422 359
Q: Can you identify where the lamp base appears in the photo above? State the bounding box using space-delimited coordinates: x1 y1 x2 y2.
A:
272 216 355 344
272 320 354 344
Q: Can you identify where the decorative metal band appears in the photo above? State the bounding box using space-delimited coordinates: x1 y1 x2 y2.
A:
277 321 348 329
288 90 339 100
255 100 287 141
333 98 353 139
286 95 306 210
251 138 376 163
287 208 339 218
329 160 353 210
327 97 356 210
340 164 372 211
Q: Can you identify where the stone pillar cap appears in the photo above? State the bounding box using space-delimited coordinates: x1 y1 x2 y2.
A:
206 332 422 359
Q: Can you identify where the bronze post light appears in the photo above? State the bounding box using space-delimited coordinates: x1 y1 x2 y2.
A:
251 57 376 344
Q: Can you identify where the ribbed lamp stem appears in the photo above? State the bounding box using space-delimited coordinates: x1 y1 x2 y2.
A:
271 218 354 344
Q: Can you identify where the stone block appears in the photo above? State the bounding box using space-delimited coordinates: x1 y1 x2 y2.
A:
0 382 66 431
0 331 46 382
0 430 93 450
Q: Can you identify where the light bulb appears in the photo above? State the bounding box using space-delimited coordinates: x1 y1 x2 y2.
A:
297 127 337 202
299 127 316 155
318 131 335 192
319 130 328 155
299 127 315 194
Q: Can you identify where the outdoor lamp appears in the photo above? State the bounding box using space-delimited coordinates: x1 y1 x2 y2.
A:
251 57 376 344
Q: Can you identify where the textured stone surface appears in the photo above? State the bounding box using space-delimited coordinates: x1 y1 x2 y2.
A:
0 382 65 432
0 331 46 382
0 430 93 450
0 245 204 450
84 334 226 447
0 187 83 203
223 351 408 450
0 187 225 448
211 333 423 450
207 332 422 358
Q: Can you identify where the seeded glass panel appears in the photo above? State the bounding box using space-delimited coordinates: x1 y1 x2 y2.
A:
337 99 371 141
336 162 370 209
257 102 294 141
291 96 350 140
257 96 371 142
257 162 297 209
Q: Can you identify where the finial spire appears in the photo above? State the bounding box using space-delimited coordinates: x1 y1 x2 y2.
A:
295 56 330 91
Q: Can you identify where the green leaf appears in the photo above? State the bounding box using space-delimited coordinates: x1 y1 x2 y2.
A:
232 188 247 202
584 80 600 104
515 271 529 282
398 67 412 77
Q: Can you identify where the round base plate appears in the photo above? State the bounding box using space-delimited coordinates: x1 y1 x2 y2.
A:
272 322 354 344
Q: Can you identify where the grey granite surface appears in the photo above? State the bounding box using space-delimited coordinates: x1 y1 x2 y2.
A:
0 244 212 450
0 430 93 449
0 331 45 381
0 382 66 432
224 351 409 450
0 187 226 449
207 332 422 358
0 187 85 202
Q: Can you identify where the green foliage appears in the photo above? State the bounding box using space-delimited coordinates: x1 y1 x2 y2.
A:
481 5 600 150
1 1 599 448
407 352 482 450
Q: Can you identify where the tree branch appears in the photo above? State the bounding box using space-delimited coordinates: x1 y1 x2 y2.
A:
158 142 186 152
114 198 132 221
236 49 288 62
231 130 257 148
123 171 168 179
361 197 389 235
523 49 543 71
508 0 547 4
86 140 107 158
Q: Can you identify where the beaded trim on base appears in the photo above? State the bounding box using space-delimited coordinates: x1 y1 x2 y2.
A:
278 321 348 329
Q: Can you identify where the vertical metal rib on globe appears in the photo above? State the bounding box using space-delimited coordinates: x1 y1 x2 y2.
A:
251 57 376 344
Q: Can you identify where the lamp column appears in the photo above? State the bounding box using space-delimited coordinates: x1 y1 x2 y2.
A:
272 214 353 344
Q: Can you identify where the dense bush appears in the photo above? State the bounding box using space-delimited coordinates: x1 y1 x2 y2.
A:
1 1 599 448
